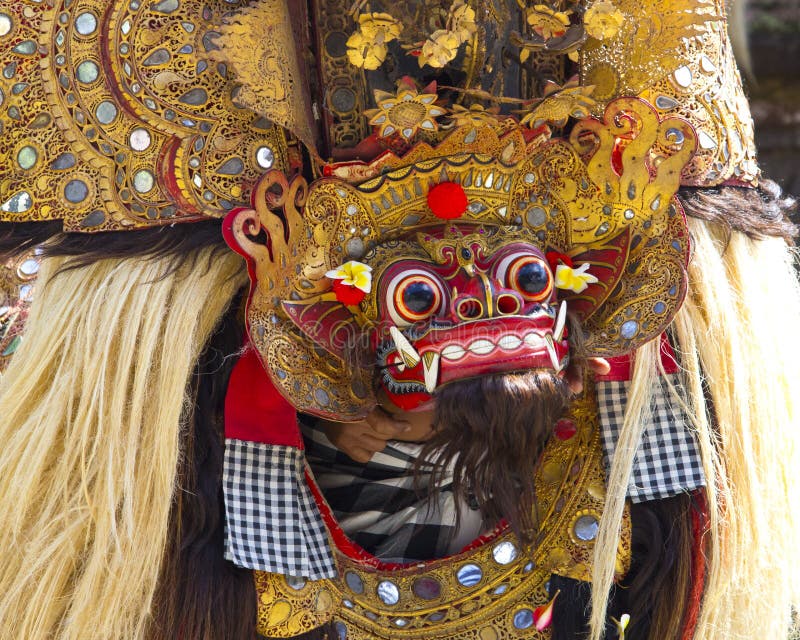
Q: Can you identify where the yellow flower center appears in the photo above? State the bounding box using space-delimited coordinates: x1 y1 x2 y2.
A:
388 102 427 128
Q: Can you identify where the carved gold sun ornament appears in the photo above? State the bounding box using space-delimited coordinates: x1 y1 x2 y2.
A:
364 83 447 140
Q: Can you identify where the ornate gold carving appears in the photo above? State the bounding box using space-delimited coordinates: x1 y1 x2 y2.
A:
580 0 714 103
566 97 696 242
230 102 692 418
581 0 759 185
0 0 289 230
212 0 317 154
254 572 337 637
254 381 632 639
228 171 375 420
310 0 523 156
327 121 533 183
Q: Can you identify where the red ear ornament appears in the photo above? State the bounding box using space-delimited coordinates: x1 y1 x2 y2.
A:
332 280 367 305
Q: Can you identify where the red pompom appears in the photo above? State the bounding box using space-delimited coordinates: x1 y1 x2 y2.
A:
427 181 468 220
554 419 577 441
332 280 366 306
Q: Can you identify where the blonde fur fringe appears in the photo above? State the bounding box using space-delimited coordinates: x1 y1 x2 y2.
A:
590 218 800 639
0 250 246 640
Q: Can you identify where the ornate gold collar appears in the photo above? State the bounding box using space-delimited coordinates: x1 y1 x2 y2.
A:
254 380 631 639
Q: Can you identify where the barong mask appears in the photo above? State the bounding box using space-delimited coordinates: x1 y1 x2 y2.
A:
225 98 695 420
0 0 780 638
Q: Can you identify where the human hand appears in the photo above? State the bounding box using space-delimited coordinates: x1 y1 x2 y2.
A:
319 407 413 463
563 357 611 394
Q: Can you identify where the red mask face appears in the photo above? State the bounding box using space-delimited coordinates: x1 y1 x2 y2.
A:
369 227 568 411
226 100 693 421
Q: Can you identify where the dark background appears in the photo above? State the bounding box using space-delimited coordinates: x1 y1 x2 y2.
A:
748 0 800 198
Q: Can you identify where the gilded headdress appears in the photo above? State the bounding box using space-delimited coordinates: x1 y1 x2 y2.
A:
0 0 757 415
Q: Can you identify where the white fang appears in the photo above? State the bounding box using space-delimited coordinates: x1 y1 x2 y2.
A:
389 326 420 368
553 300 567 342
422 351 440 393
545 334 560 371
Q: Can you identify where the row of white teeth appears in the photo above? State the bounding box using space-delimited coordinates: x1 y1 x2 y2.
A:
387 301 567 392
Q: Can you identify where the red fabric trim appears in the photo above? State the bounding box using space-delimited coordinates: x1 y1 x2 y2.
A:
595 354 634 382
595 333 680 382
682 490 709 640
224 346 302 448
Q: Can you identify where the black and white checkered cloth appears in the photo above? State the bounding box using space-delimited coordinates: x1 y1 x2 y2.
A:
301 420 485 564
223 373 703 575
223 439 337 580
597 373 706 503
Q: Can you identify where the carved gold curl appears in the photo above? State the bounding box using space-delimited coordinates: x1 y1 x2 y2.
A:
230 171 374 420
568 97 696 242
581 0 758 186
230 172 309 301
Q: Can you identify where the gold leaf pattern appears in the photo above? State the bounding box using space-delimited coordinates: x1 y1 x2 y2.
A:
580 0 715 102
214 0 317 153
0 0 290 231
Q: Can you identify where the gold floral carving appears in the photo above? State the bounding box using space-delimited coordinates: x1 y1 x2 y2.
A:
526 5 572 40
520 78 597 129
346 13 403 70
311 0 496 154
583 1 624 41
365 85 447 140
254 381 632 639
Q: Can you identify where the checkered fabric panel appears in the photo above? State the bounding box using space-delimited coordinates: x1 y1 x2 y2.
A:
223 439 337 580
597 374 706 503
301 419 484 564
